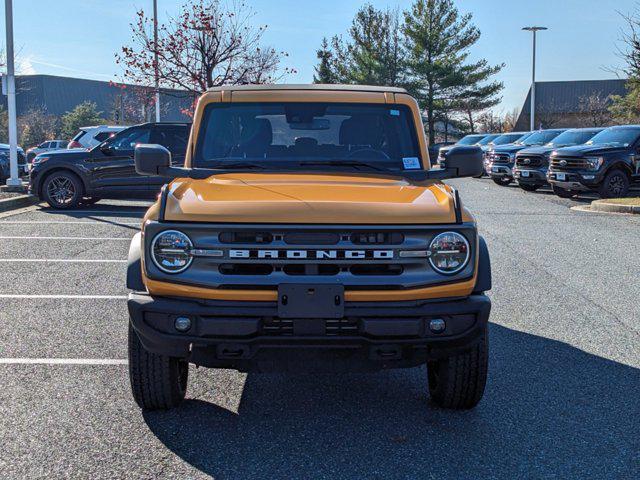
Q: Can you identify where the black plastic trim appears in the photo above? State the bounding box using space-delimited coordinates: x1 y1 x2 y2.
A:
158 184 169 222
126 232 145 291
473 235 491 293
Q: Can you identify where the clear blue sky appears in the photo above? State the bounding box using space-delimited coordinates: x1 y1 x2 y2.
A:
1 0 636 113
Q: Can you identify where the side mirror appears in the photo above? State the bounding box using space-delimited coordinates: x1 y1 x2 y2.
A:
439 146 484 178
100 143 113 155
135 144 171 176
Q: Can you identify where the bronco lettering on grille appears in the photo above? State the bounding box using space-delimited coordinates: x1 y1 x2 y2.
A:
229 249 394 260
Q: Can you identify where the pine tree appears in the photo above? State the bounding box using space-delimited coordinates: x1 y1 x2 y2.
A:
403 0 503 142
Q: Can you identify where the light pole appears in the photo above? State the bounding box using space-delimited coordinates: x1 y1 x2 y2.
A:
4 0 20 186
153 0 160 122
522 26 547 131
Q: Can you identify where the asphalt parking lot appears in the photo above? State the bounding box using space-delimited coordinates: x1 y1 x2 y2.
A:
1 180 639 479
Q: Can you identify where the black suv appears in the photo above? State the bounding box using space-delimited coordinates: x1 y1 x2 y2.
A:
513 128 602 192
548 125 640 198
30 122 190 209
488 129 566 186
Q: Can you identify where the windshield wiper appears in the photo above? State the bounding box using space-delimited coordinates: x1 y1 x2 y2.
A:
209 162 268 170
299 160 389 173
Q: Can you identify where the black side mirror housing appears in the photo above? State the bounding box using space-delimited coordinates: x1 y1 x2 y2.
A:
100 143 113 155
135 144 171 176
438 146 484 178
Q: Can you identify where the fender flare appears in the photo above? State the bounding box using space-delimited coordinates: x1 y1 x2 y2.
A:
474 235 492 293
127 232 145 292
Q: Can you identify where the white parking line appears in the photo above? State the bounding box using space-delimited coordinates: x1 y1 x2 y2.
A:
0 358 127 365
0 236 132 241
0 259 126 263
0 221 141 225
0 294 127 299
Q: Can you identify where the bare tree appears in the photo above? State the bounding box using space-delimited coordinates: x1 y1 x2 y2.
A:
577 92 613 127
116 0 294 99
502 108 521 132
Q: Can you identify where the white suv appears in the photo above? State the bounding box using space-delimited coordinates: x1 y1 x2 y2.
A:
68 125 126 149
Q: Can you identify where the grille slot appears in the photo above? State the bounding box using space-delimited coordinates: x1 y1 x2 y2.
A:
219 264 273 275
282 264 340 276
350 264 403 276
284 232 340 245
219 232 273 244
550 157 590 170
351 232 404 245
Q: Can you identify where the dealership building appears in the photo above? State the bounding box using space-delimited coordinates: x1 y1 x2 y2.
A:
0 74 193 124
514 79 627 130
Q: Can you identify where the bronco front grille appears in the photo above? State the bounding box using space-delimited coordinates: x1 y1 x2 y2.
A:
144 223 477 290
263 318 359 336
550 157 590 170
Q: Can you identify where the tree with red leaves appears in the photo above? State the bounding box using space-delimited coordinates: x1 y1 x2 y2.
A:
116 0 293 105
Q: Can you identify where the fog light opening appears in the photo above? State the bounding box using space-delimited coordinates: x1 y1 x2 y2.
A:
175 316 192 332
429 318 446 334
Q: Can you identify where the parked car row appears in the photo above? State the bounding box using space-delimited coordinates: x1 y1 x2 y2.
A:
29 122 190 209
440 126 640 199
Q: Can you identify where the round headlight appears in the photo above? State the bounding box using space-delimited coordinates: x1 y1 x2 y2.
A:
428 232 470 275
151 230 193 273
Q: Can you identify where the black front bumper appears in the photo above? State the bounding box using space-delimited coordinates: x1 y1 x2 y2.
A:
128 293 491 372
547 169 604 191
489 164 514 179
514 167 548 186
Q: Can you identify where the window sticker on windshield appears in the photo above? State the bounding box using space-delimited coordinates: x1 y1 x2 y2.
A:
403 157 421 169
390 109 400 116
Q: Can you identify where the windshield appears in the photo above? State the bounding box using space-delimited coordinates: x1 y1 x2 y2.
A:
457 134 486 146
477 134 499 146
546 130 599 147
493 133 528 146
194 103 423 171
518 130 564 146
586 127 640 147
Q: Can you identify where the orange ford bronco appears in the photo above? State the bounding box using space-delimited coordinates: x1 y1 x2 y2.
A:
126 84 491 410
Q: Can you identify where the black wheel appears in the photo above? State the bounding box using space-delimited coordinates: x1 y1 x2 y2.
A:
598 169 630 199
552 185 576 198
128 323 188 410
42 171 83 209
427 329 488 409
492 177 511 186
519 183 539 192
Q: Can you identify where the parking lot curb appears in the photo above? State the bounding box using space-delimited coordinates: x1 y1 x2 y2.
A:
590 199 640 215
0 194 40 213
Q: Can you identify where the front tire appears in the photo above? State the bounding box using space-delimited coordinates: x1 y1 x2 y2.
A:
128 323 189 411
519 183 539 192
427 330 488 409
492 177 511 186
552 185 576 198
598 169 630 198
42 171 83 209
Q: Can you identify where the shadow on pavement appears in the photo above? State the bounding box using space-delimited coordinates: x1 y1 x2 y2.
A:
143 324 640 478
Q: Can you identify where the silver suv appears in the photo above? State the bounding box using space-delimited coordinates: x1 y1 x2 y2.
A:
68 125 126 149
26 140 67 163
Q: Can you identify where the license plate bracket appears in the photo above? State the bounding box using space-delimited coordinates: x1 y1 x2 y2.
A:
278 284 344 319
521 170 530 177
556 172 566 181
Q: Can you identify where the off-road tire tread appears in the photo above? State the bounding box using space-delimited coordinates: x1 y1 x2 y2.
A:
128 324 187 410
428 331 488 409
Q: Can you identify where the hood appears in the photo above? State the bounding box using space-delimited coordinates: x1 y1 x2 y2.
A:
162 173 461 224
552 144 629 157
35 149 88 161
490 143 529 154
516 145 555 156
